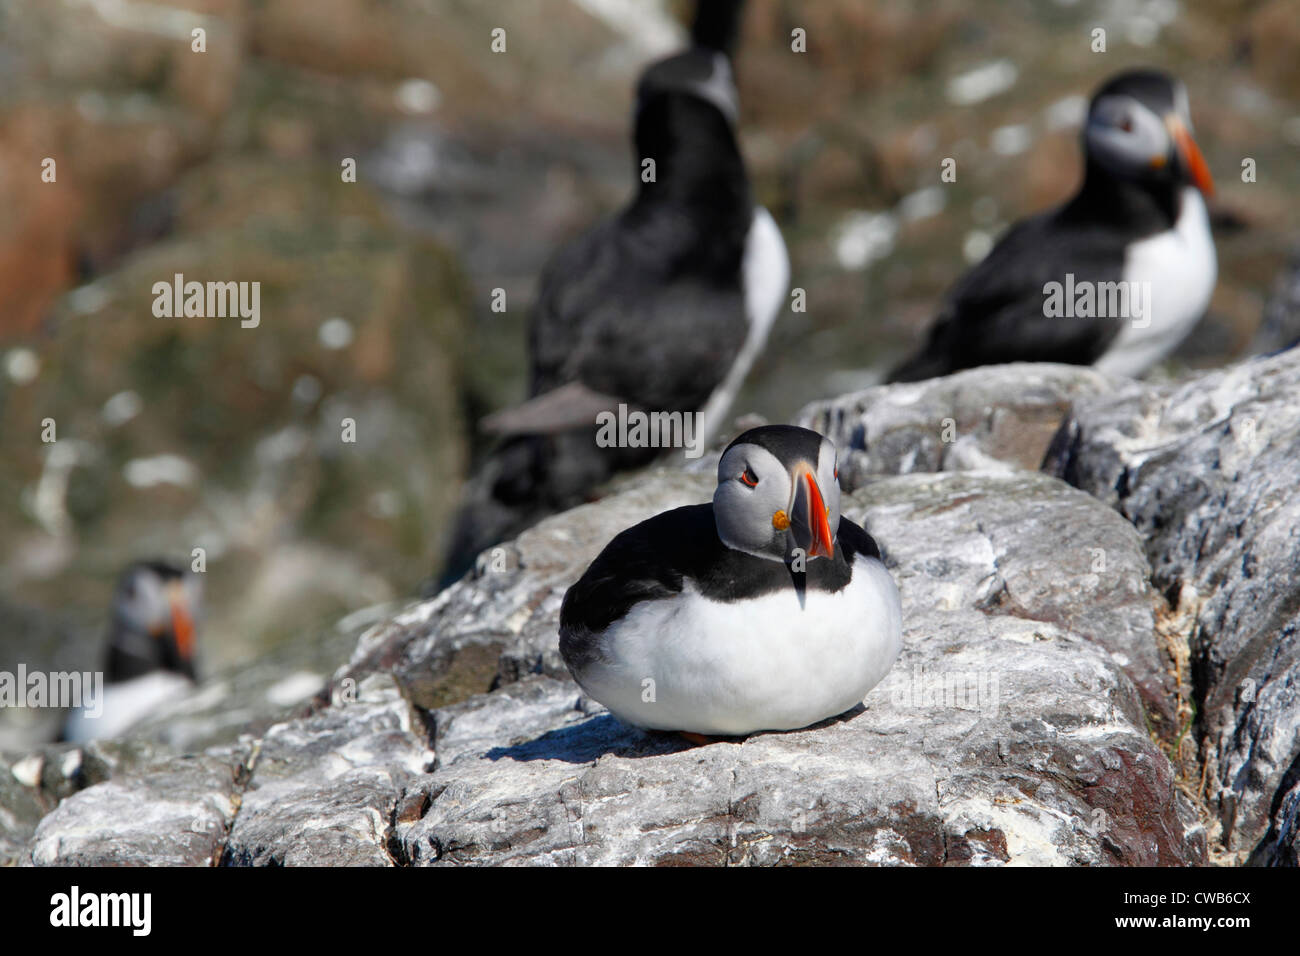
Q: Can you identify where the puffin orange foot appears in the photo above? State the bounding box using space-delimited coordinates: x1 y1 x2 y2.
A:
679 731 713 746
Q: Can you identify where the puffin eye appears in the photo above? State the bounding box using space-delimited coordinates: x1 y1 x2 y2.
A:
1119 115 1134 133
739 467 758 488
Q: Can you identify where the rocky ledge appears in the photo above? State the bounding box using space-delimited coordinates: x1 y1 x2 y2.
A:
7 356 1300 866
1044 351 1300 866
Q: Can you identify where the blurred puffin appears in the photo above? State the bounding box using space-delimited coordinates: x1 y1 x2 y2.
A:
62 560 200 743
559 425 901 738
891 69 1216 382
439 0 788 587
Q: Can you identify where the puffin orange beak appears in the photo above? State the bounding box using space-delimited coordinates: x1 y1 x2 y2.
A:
791 467 835 560
167 582 195 660
1167 115 1214 197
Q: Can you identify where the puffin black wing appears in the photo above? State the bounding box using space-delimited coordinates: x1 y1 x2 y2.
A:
528 201 748 412
835 515 883 565
439 205 749 589
559 504 717 669
889 210 1127 382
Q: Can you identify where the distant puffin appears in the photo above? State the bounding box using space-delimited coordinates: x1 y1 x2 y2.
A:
890 69 1216 382
559 425 902 738
439 0 789 587
62 561 200 743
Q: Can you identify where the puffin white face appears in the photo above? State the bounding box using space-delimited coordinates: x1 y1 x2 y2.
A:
1084 77 1213 195
714 428 841 564
1086 94 1170 175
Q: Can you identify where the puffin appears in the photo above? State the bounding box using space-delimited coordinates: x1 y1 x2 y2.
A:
559 425 902 738
438 1 789 587
890 68 1216 382
62 560 200 743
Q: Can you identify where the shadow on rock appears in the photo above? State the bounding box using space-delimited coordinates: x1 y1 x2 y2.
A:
485 714 684 764
485 703 870 765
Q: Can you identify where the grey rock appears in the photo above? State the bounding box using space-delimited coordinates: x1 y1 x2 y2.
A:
1 737 178 865
865 470 1176 728
796 363 1125 490
24 674 431 867
1253 779 1299 867
219 674 432 866
0 752 49 866
28 746 248 866
1044 348 1300 864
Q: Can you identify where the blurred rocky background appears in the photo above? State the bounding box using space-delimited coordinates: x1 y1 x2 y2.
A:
1 0 1298 753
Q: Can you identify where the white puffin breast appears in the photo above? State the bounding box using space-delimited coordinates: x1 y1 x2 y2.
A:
574 554 903 735
62 672 193 743
1097 186 1216 377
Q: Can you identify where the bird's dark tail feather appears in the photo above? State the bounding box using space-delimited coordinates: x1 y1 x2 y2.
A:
691 0 746 54
887 349 955 383
433 424 669 594
433 437 546 593
434 499 544 593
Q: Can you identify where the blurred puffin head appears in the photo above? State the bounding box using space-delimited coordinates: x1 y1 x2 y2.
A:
1083 68 1213 196
107 560 200 683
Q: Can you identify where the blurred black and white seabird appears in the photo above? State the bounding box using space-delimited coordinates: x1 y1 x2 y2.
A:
62 561 200 743
438 0 789 588
891 68 1216 382
559 425 902 739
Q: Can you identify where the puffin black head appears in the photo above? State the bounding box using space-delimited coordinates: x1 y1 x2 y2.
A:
636 48 739 127
106 560 200 683
629 47 751 257
1083 68 1213 196
714 425 840 565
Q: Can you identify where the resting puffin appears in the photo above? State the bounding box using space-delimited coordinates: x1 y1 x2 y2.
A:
438 4 789 587
62 560 200 743
890 69 1216 382
559 425 902 738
